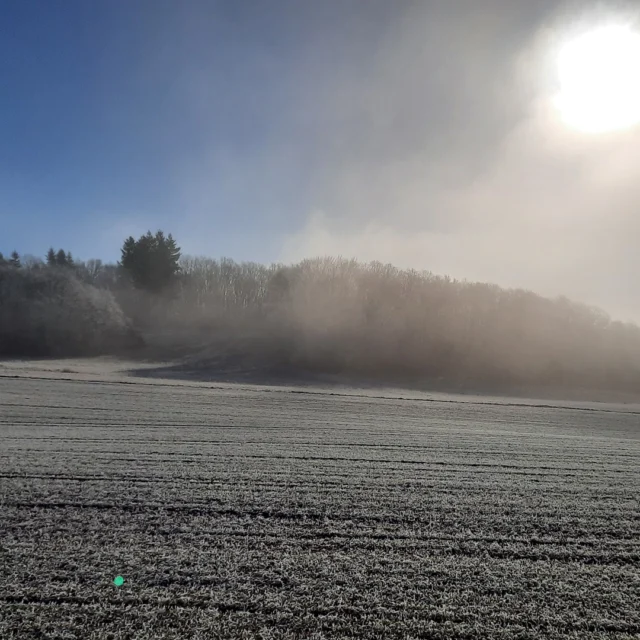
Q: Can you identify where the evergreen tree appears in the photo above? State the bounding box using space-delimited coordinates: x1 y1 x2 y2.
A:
119 236 138 285
0 252 6 266
56 249 68 267
46 248 56 266
118 230 181 293
9 251 21 268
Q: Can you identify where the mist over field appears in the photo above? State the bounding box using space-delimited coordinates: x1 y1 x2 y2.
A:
3 0 640 400
2 246 640 399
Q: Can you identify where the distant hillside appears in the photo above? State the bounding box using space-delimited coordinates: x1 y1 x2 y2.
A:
2 255 639 396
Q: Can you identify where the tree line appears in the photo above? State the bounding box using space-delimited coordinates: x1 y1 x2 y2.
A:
2 230 181 290
2 230 640 394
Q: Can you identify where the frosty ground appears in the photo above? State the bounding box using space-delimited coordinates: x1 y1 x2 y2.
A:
1 359 639 639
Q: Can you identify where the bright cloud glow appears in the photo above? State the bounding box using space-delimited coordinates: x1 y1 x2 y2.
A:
554 25 640 133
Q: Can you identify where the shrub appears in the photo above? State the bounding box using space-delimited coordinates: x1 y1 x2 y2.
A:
0 265 137 357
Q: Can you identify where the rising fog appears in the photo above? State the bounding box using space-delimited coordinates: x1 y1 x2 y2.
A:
81 1 639 322
4 0 640 395
262 1 640 322
5 1 639 321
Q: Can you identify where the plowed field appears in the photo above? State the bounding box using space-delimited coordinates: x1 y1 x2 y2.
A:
1 369 639 639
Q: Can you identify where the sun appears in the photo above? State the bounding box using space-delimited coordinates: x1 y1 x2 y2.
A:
554 24 640 133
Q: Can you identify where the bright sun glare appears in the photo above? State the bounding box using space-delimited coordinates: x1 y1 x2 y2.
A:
555 24 640 133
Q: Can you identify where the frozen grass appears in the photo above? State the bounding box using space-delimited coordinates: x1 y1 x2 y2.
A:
1 364 639 639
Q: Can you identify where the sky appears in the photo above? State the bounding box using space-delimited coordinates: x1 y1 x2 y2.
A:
2 0 640 321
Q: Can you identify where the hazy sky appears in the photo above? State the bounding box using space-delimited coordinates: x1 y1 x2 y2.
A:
2 0 640 320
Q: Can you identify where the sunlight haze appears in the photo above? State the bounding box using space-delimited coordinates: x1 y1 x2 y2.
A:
2 0 640 321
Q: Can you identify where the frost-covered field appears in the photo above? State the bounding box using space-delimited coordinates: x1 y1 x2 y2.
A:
1 365 639 639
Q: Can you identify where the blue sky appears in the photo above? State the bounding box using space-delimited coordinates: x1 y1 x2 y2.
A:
1 0 400 262
3 1 640 321
1 0 543 263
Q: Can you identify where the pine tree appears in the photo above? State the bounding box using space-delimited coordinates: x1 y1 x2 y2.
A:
56 249 67 267
166 234 181 270
9 251 21 268
118 230 181 293
119 236 138 285
46 248 56 266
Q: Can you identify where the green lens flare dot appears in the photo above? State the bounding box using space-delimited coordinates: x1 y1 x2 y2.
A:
113 576 125 587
